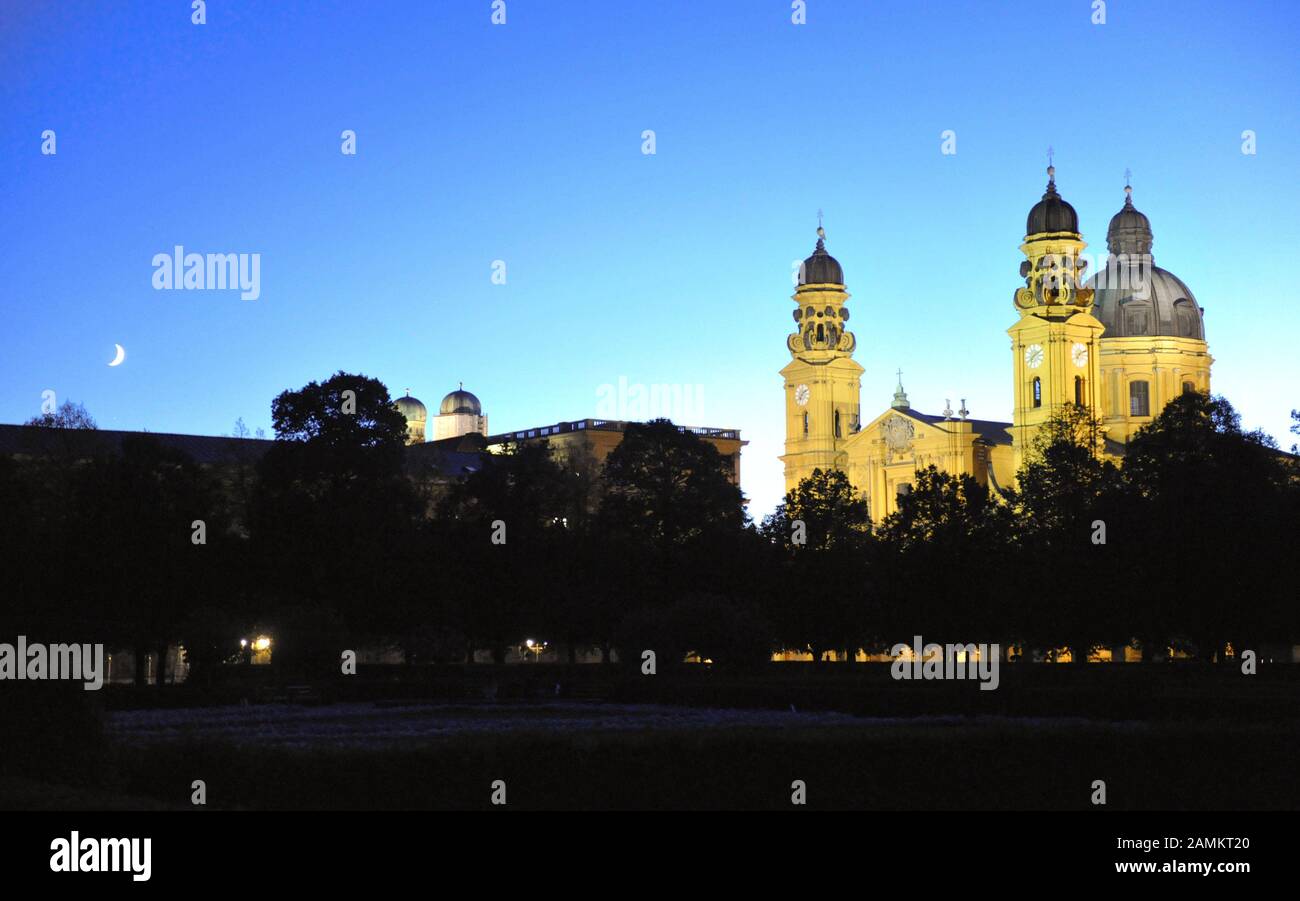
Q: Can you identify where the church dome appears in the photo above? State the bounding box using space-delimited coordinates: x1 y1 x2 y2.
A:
1090 266 1204 339
1026 166 1079 236
1087 189 1205 340
799 230 844 286
440 387 481 416
395 393 427 420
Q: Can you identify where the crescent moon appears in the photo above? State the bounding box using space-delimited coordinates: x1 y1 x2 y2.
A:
109 344 126 367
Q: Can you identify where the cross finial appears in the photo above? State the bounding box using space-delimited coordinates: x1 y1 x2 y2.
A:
1124 167 1131 187
1048 145 1054 167
891 369 909 410
817 208 823 229
405 387 410 397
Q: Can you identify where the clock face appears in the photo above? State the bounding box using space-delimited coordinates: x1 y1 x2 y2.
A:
1024 344 1045 369
794 384 811 406
1072 342 1088 367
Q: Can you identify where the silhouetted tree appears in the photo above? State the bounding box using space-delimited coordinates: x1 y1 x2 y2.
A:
597 420 748 659
1121 392 1294 661
598 419 746 549
1013 404 1125 662
876 466 1016 650
74 436 226 684
249 372 421 672
438 440 575 662
24 400 96 430
761 468 872 663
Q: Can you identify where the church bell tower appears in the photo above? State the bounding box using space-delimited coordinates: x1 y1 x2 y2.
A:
779 223 863 493
1008 165 1104 471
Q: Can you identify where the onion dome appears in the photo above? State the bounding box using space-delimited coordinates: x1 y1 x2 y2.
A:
799 227 844 286
1025 166 1080 236
439 385 482 416
394 391 427 420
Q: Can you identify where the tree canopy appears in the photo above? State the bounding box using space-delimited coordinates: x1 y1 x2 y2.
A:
4 385 1296 678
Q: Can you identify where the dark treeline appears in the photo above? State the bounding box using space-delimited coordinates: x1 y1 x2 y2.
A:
3 374 1299 684
765 398 1300 665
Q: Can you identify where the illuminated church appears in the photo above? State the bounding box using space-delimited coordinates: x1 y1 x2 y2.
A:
780 168 1213 518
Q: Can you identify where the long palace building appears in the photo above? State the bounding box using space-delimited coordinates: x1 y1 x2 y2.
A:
395 384 746 490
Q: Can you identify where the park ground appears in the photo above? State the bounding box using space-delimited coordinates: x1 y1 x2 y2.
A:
5 664 1298 810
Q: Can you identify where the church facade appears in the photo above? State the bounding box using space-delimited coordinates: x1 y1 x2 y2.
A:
781 168 1213 518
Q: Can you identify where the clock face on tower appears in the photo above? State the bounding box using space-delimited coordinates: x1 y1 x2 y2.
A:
794 384 810 406
1072 342 1089 367
1024 344 1045 369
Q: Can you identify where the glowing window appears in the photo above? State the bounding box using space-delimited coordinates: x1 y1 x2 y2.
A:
1129 380 1150 417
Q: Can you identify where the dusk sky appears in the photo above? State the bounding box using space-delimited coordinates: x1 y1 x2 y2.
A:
3 0 1297 516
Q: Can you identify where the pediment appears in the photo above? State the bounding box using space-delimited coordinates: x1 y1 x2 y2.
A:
842 408 931 455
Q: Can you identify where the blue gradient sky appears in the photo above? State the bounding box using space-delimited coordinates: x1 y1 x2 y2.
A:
3 0 1297 517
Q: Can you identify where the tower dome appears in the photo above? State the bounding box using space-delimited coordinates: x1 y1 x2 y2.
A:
1106 185 1153 256
394 392 427 421
395 391 428 445
1025 166 1080 236
439 387 481 416
432 383 488 441
799 228 844 286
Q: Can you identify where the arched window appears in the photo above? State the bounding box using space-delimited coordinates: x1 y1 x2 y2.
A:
816 323 825 343
834 410 841 438
1182 380 1195 394
1129 380 1150 417
1032 377 1042 408
1173 300 1197 338
802 412 809 436
1074 375 1083 405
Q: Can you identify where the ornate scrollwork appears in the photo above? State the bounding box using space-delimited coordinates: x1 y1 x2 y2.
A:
882 415 914 455
1019 252 1095 310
